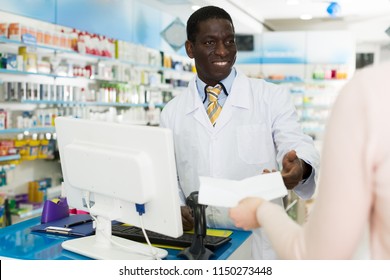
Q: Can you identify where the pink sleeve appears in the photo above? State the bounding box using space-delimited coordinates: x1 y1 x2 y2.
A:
257 77 373 259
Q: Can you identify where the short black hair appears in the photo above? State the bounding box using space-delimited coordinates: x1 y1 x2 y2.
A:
186 6 234 43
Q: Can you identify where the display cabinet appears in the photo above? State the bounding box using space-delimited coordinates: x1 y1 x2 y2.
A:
0 21 194 225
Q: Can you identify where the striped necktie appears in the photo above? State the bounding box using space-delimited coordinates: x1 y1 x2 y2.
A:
206 84 223 126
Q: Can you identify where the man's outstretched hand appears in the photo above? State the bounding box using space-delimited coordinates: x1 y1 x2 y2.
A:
280 150 310 189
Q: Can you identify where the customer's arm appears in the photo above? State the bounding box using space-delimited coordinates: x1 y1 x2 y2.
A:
232 77 372 259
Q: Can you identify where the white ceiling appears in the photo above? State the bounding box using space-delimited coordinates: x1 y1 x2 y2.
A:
141 0 390 45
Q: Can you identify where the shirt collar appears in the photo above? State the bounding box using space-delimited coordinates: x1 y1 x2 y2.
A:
196 68 236 100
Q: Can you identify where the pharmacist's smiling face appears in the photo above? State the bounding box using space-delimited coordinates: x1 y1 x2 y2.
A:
186 18 237 86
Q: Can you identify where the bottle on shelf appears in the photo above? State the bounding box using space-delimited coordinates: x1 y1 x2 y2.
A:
312 65 324 80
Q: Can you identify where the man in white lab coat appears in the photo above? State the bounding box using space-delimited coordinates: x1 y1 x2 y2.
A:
160 6 320 259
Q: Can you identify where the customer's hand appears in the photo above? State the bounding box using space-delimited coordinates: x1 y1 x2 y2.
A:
229 197 265 230
181 205 194 231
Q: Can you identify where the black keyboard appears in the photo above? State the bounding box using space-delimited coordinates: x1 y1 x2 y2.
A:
111 223 231 251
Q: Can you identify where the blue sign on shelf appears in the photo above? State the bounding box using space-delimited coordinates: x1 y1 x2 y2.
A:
21 33 37 45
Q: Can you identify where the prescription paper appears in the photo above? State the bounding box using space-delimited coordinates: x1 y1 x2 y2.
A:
198 172 287 208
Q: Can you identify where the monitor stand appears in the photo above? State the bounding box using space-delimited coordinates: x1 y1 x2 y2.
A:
62 216 168 260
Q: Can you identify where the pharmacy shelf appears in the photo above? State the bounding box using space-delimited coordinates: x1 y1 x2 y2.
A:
0 127 55 135
0 37 194 74
0 37 77 54
0 68 188 92
0 37 112 64
295 104 331 110
265 78 304 84
20 99 166 108
0 154 21 162
0 68 81 79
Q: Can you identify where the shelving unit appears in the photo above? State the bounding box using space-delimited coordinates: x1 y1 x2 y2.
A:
241 31 356 225
20 99 165 108
0 14 195 226
0 32 194 125
0 126 55 134
0 38 194 130
290 78 347 142
0 154 20 162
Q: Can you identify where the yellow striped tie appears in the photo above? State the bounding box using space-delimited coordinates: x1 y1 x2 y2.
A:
206 84 223 126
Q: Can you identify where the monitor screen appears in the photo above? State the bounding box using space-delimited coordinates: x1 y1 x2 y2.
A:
235 34 254 51
55 117 183 260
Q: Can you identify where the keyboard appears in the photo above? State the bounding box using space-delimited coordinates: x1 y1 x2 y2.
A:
111 223 231 251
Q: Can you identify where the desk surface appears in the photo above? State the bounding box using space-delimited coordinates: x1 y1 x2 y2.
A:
0 217 251 260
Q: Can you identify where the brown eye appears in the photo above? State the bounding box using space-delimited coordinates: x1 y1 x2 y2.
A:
226 39 236 46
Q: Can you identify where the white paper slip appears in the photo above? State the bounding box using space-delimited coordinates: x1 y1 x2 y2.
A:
198 172 287 208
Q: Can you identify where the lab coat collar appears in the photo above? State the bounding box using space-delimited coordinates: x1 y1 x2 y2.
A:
185 71 251 112
185 77 204 115
228 70 252 110
212 71 252 133
185 78 213 132
184 71 252 133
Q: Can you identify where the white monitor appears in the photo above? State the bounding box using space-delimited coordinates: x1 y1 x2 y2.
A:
55 117 183 260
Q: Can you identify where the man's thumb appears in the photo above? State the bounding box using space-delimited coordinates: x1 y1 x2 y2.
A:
286 150 297 162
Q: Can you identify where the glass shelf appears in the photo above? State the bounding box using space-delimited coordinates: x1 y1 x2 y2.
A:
20 100 166 108
265 78 304 84
295 104 330 110
0 127 55 134
0 37 195 74
0 37 77 54
0 154 21 162
300 117 328 123
0 68 81 79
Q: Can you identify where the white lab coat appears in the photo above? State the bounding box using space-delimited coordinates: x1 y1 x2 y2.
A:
160 70 320 259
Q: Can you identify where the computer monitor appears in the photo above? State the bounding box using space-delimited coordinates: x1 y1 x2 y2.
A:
55 117 183 260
